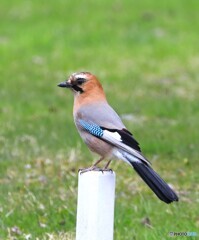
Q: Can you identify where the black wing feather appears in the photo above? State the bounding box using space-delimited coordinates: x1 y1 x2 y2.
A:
101 127 141 152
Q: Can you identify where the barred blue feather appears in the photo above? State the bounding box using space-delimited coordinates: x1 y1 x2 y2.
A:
79 120 103 137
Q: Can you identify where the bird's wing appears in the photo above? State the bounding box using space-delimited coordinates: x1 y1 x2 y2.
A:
79 119 150 165
75 102 126 129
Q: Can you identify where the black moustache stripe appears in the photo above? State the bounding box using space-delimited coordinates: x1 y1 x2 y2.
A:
72 85 84 93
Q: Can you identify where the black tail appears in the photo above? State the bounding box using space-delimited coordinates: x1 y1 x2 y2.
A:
130 162 179 204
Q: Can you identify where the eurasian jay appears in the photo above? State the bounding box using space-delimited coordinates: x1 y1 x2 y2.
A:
58 72 179 204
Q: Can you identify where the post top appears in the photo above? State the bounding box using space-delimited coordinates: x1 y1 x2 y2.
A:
78 169 115 177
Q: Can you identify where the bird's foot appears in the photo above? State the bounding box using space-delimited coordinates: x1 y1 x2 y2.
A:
78 166 100 174
79 167 113 174
101 168 113 173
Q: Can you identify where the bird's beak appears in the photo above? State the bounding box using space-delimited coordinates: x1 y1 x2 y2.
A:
57 81 72 88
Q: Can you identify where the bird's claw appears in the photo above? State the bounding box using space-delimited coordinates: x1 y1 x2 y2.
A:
78 166 100 174
102 168 113 173
79 167 113 174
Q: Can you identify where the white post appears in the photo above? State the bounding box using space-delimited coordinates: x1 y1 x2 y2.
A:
76 170 116 240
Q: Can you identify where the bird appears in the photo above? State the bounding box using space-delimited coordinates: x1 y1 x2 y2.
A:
58 71 179 204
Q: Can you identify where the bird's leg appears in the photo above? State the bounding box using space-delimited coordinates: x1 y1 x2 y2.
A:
101 159 113 172
93 156 104 167
79 157 104 174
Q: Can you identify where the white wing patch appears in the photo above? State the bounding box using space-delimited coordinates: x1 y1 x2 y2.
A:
103 130 122 141
102 130 150 165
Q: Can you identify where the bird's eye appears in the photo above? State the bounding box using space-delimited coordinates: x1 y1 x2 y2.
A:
76 78 85 85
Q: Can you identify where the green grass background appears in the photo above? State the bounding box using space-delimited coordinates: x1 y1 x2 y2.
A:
0 0 199 239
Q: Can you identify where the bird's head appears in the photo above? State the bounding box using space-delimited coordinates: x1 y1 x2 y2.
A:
58 72 105 98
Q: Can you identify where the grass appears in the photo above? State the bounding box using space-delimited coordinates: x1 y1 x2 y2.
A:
0 0 199 239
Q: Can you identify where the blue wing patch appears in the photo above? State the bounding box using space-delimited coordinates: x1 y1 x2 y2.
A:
79 120 103 137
